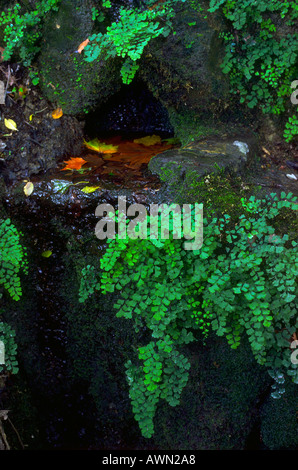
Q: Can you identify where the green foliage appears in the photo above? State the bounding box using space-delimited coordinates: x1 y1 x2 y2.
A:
283 114 298 142
209 0 298 141
120 58 140 85
29 68 40 86
84 0 183 84
0 321 19 374
79 192 297 438
78 264 97 303
0 218 28 301
0 218 27 376
0 0 61 66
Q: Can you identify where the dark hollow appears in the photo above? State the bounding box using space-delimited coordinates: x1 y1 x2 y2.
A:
84 79 174 140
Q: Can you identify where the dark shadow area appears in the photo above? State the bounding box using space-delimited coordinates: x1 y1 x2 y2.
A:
84 79 174 140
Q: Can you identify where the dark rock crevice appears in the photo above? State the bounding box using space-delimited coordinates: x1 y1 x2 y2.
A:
83 79 174 140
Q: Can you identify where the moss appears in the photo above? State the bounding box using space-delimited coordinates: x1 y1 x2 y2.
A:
167 108 223 146
38 0 122 115
272 206 298 241
157 159 254 218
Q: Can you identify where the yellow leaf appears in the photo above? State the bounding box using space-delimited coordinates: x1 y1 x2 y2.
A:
24 181 34 196
41 250 52 258
4 118 18 131
133 135 161 146
52 108 63 119
262 146 270 155
80 185 100 194
29 114 34 121
83 138 118 154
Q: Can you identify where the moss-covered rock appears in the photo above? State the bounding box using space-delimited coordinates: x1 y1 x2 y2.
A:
148 133 259 203
1 167 296 450
139 2 230 123
38 0 122 115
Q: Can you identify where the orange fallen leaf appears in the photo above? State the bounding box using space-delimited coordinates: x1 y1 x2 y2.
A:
52 107 63 119
76 38 90 53
60 157 87 171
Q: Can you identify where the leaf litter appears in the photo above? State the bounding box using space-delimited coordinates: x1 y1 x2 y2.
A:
57 134 178 189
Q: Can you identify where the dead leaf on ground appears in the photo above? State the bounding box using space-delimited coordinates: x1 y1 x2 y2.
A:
148 0 167 11
24 181 34 196
83 138 118 154
262 146 270 155
83 153 105 166
56 135 175 184
60 157 87 171
80 185 101 194
4 118 18 131
133 135 162 146
52 108 63 119
76 38 90 53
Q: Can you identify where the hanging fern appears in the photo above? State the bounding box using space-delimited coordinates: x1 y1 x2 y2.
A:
84 0 184 83
0 218 28 301
79 192 297 438
0 218 27 376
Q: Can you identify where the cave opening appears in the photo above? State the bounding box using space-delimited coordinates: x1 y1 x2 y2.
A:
84 79 175 140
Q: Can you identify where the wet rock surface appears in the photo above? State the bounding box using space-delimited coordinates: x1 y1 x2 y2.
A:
0 1 297 449
139 4 230 118
0 178 276 450
38 0 122 115
0 65 84 182
0 128 297 451
148 133 259 189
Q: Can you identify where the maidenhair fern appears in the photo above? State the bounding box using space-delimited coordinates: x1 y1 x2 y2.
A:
79 192 297 438
0 218 27 375
0 0 61 66
84 0 183 83
0 218 28 301
208 0 298 141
